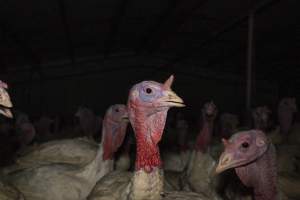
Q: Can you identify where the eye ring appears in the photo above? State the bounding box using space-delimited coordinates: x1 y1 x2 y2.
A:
145 88 152 94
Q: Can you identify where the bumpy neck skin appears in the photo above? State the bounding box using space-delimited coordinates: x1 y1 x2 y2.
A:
128 101 168 172
195 117 214 152
235 144 278 200
101 116 127 161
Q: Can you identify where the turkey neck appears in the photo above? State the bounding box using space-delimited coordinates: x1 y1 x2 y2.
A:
131 109 167 172
75 122 114 190
101 116 127 161
77 116 118 179
128 106 167 200
101 117 113 161
235 144 278 200
195 117 214 152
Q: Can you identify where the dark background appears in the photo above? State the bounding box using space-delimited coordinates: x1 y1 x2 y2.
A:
0 0 299 120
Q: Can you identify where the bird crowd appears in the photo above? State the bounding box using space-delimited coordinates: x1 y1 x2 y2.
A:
0 75 299 200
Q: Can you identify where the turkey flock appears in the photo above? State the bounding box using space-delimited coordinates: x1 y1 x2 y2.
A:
0 75 299 200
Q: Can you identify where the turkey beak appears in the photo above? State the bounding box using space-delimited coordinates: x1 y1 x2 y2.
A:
0 88 13 108
215 152 234 174
0 107 13 118
160 90 185 107
121 114 129 122
0 88 13 118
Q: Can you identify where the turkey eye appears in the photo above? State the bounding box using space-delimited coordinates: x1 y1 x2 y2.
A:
146 88 152 94
241 142 249 148
115 108 119 112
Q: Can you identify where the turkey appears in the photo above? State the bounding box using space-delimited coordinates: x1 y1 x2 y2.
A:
219 113 240 139
13 112 36 154
250 105 283 145
33 116 56 142
195 101 219 158
3 104 128 200
88 75 209 200
75 107 102 140
275 98 300 199
14 111 30 126
2 105 124 174
162 111 191 172
0 110 36 166
219 105 300 199
251 105 300 199
0 80 25 200
252 106 272 132
279 97 300 145
251 106 282 144
278 97 297 139
0 80 13 119
215 130 290 200
179 101 221 199
51 113 83 140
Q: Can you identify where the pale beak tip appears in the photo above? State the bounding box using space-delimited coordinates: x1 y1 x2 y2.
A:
215 166 222 174
3 110 13 118
122 117 130 122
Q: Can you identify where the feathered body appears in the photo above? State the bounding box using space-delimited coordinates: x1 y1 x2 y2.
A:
89 76 206 200
4 104 128 200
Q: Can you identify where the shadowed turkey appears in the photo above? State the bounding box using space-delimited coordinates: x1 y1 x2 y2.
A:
4 104 128 200
0 80 25 200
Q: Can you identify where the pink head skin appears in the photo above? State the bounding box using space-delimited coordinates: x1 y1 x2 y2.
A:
102 104 129 160
278 97 297 135
216 130 278 200
127 75 185 172
252 106 272 131
195 101 218 152
0 80 13 118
